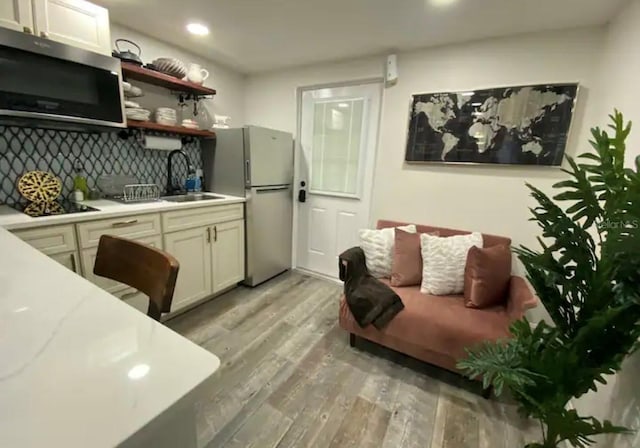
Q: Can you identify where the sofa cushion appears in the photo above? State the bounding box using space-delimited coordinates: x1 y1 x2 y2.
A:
391 229 438 287
420 232 483 295
340 279 511 362
377 220 511 248
359 225 416 278
464 245 512 309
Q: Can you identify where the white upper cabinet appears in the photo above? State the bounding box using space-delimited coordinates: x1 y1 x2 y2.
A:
33 0 111 55
0 0 33 32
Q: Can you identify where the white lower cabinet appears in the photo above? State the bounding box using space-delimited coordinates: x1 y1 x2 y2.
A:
212 220 245 294
164 226 213 312
115 289 149 314
11 203 245 316
50 251 80 273
163 219 245 312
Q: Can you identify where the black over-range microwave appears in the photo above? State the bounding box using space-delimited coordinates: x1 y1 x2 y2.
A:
0 27 125 129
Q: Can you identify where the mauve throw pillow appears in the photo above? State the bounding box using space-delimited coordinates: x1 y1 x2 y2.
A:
391 229 438 287
464 244 512 309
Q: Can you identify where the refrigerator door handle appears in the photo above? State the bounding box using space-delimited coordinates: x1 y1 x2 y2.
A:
245 160 251 186
255 186 290 193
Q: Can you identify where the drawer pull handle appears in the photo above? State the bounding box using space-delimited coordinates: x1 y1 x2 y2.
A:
112 219 139 228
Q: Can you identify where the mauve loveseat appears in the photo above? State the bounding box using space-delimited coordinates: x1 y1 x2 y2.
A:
339 220 537 374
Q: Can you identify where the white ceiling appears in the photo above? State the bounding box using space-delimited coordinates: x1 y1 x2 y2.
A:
97 0 625 74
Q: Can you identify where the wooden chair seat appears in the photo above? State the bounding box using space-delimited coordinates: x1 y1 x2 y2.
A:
93 235 180 320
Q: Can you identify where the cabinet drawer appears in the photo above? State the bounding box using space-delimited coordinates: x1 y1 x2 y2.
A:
81 235 163 295
13 224 77 255
162 204 244 233
77 213 161 249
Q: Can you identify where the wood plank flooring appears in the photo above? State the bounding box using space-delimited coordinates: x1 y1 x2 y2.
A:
166 271 540 448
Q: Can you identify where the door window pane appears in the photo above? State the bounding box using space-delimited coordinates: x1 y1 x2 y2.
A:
310 99 364 195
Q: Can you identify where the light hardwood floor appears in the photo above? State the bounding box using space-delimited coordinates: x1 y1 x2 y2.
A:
167 271 540 448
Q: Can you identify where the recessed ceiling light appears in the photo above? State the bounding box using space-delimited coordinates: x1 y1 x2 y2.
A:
429 0 457 6
187 23 209 36
338 103 350 108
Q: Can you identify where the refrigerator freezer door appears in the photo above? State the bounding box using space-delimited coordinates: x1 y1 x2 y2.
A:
203 130 246 197
245 185 293 286
245 126 294 187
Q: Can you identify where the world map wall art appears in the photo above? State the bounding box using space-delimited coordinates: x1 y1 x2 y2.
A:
405 83 579 166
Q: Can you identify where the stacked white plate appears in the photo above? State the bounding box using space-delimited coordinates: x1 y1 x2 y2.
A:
126 107 151 121
155 107 177 126
152 58 187 79
181 118 199 130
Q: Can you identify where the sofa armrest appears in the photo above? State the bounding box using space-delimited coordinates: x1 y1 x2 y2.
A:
506 276 538 321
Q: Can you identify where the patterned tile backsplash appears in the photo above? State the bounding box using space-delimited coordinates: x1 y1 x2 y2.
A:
0 126 202 205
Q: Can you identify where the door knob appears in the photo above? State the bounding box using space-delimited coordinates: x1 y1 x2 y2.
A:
298 181 307 203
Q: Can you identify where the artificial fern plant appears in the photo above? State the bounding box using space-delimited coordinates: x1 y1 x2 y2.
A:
458 111 640 448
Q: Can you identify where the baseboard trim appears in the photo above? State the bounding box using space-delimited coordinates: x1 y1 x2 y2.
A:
294 268 342 285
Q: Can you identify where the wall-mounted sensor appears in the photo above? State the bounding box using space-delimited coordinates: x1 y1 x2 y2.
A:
386 54 398 86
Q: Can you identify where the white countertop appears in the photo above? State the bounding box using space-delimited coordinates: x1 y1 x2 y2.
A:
0 227 221 447
0 193 246 231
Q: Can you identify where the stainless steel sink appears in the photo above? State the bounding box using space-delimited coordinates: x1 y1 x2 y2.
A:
161 194 226 203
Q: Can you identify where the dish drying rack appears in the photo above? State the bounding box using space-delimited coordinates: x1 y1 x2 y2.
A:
122 184 161 203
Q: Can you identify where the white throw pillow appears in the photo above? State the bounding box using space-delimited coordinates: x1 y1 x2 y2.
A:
359 225 417 278
420 232 483 295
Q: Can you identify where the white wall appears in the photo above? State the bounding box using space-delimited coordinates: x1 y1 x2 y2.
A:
245 56 384 132
371 28 602 259
111 24 246 128
573 1 640 446
247 27 604 323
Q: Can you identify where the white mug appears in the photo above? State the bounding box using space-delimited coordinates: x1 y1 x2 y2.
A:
186 63 210 85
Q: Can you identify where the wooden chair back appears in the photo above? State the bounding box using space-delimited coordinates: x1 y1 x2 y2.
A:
93 235 180 321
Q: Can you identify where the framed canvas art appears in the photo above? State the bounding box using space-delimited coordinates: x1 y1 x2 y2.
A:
405 83 579 166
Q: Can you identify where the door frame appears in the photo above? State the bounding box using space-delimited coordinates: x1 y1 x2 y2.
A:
292 78 385 270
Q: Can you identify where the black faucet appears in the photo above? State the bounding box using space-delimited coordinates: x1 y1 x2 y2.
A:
166 149 193 196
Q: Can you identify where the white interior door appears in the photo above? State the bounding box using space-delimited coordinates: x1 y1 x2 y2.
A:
295 82 382 278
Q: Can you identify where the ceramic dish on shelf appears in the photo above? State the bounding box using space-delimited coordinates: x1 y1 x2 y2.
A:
124 100 141 108
156 118 177 126
125 85 143 98
122 81 132 93
181 118 199 129
151 58 187 79
125 108 151 121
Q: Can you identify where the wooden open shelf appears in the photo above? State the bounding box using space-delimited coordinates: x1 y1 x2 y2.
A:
127 120 216 137
121 62 216 96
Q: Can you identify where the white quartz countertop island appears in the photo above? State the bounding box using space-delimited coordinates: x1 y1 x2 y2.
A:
0 227 220 447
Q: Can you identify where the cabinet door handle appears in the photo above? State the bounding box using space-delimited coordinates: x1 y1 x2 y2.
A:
207 227 211 243
70 253 77 273
111 219 138 228
40 31 49 38
23 26 32 34
214 226 217 242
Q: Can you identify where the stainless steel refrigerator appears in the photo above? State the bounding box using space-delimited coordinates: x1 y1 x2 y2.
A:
202 126 294 287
